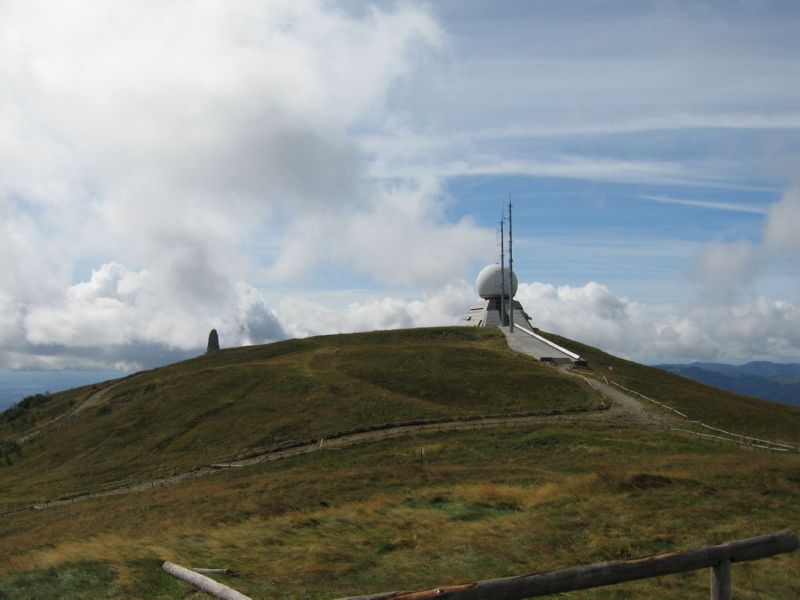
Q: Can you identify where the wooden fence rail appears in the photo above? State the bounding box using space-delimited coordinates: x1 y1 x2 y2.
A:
162 561 251 600
340 529 798 600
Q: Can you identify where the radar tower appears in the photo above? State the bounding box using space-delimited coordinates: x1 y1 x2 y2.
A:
499 216 506 326
508 199 514 332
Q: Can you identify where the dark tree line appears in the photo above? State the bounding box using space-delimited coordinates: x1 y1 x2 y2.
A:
1 392 52 424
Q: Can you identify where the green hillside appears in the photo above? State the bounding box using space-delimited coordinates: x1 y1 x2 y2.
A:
0 327 798 599
0 328 600 505
545 332 800 442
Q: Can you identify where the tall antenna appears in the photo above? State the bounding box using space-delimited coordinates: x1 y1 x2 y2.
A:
499 215 505 328
508 198 514 332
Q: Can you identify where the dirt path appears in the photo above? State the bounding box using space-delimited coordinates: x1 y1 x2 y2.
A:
72 379 127 415
1 412 614 517
6 359 788 519
16 377 132 445
6 321 797 522
1 354 691 519
2 378 651 517
558 365 666 427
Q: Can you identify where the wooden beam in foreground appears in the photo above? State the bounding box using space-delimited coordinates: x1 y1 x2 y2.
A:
162 561 251 600
341 529 798 600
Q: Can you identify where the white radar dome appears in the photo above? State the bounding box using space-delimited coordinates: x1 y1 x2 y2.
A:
476 264 518 299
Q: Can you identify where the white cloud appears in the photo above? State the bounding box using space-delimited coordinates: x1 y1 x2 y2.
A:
1 2 799 371
515 281 800 364
271 277 800 364
276 280 475 338
687 241 760 298
367 155 694 186
640 195 766 214
273 278 800 365
0 1 500 368
764 188 800 262
0 0 458 286
12 262 284 369
0 198 71 303
398 3 800 131
680 187 800 302
268 178 494 285
469 114 800 139
8 264 799 369
367 3 800 190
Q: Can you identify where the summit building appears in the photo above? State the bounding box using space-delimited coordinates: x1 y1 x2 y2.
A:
463 264 583 365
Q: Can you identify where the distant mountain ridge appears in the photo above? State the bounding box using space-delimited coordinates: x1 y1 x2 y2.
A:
656 361 800 407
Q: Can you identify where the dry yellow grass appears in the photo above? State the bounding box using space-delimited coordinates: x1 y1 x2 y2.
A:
1 421 797 598
2 328 799 598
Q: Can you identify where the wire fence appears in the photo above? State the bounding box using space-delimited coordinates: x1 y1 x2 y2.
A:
608 380 800 453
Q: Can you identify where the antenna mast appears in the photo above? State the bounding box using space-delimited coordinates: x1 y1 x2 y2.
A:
499 216 505 327
508 199 514 332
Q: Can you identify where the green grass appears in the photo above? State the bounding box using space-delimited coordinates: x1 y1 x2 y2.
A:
0 327 799 598
546 331 800 443
0 561 118 599
0 386 89 437
0 328 600 505
0 423 797 598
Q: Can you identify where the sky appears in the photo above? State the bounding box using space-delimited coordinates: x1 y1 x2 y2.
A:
1 0 800 370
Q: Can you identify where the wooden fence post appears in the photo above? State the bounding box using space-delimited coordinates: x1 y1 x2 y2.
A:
711 559 731 600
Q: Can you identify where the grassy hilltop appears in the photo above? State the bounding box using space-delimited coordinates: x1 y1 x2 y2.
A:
0 328 600 503
0 327 798 599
